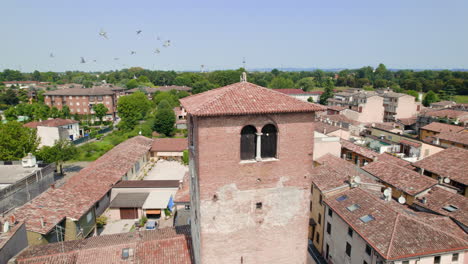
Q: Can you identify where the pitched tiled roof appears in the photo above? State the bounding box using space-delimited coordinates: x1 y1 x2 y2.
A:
325 188 468 261
16 226 193 264
109 193 149 208
8 136 153 234
397 117 417 126
362 161 437 196
327 105 346 111
423 109 468 120
340 140 379 160
156 85 192 92
44 86 115 96
151 138 188 152
314 122 345 134
413 147 468 185
180 81 325 117
320 114 360 126
175 172 190 203
312 154 377 192
421 122 464 133
437 132 468 146
413 186 468 228
376 153 413 169
400 139 421 148
24 118 78 128
274 89 323 95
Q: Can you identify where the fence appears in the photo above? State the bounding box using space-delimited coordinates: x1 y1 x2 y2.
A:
72 126 113 145
0 163 55 214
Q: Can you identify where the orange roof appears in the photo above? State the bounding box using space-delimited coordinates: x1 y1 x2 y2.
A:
180 81 325 117
151 138 188 152
24 118 78 128
421 122 464 133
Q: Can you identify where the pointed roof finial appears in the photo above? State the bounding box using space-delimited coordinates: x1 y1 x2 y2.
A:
241 72 247 82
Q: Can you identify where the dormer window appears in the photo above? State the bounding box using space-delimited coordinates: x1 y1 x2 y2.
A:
241 125 257 160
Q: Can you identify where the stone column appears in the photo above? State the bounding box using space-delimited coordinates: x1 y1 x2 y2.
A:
256 132 262 161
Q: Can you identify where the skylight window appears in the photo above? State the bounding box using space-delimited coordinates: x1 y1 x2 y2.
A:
443 205 458 212
360 215 375 223
346 204 361 212
336 195 348 202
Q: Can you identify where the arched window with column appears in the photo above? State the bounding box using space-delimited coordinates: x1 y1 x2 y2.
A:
261 124 277 158
240 125 257 160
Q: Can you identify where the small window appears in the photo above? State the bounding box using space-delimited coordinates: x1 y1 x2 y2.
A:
319 194 323 205
434 256 441 264
261 124 277 158
241 125 257 160
318 213 322 225
309 201 312 211
360 214 375 223
326 222 331 234
402 261 409 264
328 208 333 217
365 245 372 256
185 205 191 210
256 202 262 209
347 204 361 212
443 205 458 212
336 195 348 202
316 232 320 243
346 152 352 160
452 253 459 262
345 242 352 257
347 227 353 237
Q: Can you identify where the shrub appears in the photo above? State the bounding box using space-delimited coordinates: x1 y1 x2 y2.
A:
182 150 189 165
96 216 108 228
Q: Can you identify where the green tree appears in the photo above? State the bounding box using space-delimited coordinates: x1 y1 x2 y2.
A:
35 140 78 175
61 105 71 119
319 80 335 105
269 77 294 89
296 77 317 91
153 92 177 107
117 91 151 130
93 104 109 123
0 121 40 160
422 91 440 107
192 80 216 94
50 107 60 118
307 97 314 103
4 107 17 121
126 79 139 89
404 90 420 101
153 106 176 136
32 70 41 81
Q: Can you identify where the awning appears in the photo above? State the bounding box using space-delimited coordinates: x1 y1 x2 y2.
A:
145 209 161 214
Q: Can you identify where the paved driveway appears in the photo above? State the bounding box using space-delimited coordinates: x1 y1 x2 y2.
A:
100 219 135 235
144 160 188 181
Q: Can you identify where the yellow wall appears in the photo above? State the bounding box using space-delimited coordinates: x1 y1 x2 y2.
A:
419 129 437 140
342 150 373 166
309 184 325 254
26 231 48 246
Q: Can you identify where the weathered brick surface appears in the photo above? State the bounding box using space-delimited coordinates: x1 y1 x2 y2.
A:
192 112 316 264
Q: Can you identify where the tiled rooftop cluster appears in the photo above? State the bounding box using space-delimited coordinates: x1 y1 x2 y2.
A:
15 226 193 264
151 138 188 152
8 136 153 234
340 139 379 160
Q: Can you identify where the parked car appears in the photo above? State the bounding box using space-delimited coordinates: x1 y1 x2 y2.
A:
145 220 157 230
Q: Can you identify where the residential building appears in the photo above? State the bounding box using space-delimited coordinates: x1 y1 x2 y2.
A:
340 139 379 167
362 161 438 204
174 106 188 129
0 156 55 214
12 226 194 264
174 172 191 227
274 88 323 102
396 117 418 132
419 122 465 140
413 147 468 196
417 109 468 128
44 86 118 119
430 100 457 109
5 136 153 245
328 91 385 123
108 180 180 220
318 114 364 136
0 221 28 264
313 131 341 160
326 105 347 115
180 79 325 264
150 138 188 161
323 187 467 264
314 121 351 140
24 118 80 146
309 154 380 254
379 92 421 122
432 132 468 149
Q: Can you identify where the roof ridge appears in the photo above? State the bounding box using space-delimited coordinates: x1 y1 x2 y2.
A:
191 82 251 114
386 213 400 257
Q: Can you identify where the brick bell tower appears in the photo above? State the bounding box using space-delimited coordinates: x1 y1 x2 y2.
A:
181 77 324 264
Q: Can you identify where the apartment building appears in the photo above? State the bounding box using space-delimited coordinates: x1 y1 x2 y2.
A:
380 92 421 122
44 86 120 119
323 187 467 264
328 91 385 123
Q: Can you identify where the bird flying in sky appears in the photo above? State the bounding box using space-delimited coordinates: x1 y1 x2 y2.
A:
99 29 108 39
136 30 142 35
80 57 86 63
130 51 136 55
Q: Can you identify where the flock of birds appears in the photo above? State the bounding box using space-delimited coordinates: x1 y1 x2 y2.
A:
48 29 172 65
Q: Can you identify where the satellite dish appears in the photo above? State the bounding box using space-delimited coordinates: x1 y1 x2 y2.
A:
398 196 406 204
383 188 391 197
354 176 361 184
444 177 450 184
3 221 9 233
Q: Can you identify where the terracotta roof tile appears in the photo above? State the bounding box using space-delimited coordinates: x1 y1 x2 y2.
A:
423 109 468 120
362 161 437 196
413 186 468 227
340 140 379 160
44 86 115 96
8 136 153 234
413 147 468 185
437 132 468 146
397 117 417 126
16 226 193 264
376 153 413 169
400 139 421 148
314 122 345 134
24 118 78 128
421 122 465 133
325 188 468 260
151 138 188 152
180 81 325 117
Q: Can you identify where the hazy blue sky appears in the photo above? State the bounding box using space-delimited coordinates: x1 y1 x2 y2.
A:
1 0 467 72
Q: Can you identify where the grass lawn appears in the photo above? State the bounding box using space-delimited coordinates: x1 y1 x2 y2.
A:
454 95 468 104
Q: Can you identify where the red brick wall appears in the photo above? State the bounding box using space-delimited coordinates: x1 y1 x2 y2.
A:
45 95 115 115
192 112 316 264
